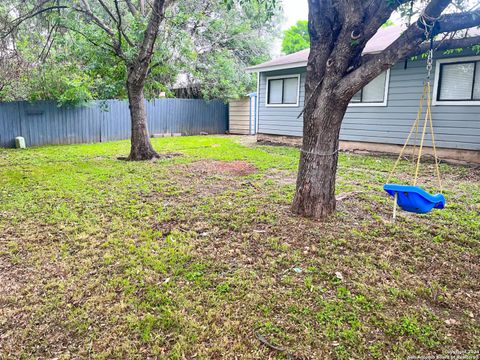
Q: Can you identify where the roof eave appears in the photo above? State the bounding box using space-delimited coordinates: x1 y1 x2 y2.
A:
245 50 387 73
246 61 308 73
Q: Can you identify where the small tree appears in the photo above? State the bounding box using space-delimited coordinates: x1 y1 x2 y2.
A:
292 0 480 219
281 20 310 55
2 0 174 160
2 0 279 158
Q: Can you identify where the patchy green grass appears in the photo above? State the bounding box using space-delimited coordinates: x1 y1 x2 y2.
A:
0 135 478 359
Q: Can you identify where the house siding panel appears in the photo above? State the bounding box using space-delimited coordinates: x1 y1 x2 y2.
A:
257 53 480 151
258 69 306 137
229 98 251 134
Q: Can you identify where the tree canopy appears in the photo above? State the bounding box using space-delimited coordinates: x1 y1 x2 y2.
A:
0 0 280 104
281 20 309 55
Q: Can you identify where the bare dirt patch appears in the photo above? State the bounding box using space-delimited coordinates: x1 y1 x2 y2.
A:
187 160 257 176
266 169 297 186
117 152 182 161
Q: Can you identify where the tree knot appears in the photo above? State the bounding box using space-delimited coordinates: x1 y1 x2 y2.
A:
350 30 362 41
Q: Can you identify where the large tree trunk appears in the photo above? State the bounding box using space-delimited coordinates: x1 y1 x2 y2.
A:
126 70 159 161
291 92 349 219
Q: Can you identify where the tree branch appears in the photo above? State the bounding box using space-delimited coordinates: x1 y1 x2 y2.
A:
96 0 118 24
411 35 480 56
39 23 58 63
337 2 480 97
65 26 126 60
74 0 130 58
125 0 139 16
1 5 68 39
368 0 456 63
113 0 124 51
363 0 411 39
77 0 116 38
138 0 167 62
126 0 172 86
113 0 135 48
434 10 480 34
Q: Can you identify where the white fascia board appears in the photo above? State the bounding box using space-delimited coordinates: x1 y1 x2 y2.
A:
246 61 308 73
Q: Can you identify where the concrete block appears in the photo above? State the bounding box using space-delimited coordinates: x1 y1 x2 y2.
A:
15 136 26 149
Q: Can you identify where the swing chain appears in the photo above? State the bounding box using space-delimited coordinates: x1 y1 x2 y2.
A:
426 49 433 80
418 11 438 80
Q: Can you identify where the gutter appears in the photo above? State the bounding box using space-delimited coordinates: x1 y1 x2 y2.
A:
246 61 308 73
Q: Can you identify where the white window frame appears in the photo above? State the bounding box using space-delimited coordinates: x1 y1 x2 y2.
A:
265 74 301 107
433 55 480 106
348 69 390 107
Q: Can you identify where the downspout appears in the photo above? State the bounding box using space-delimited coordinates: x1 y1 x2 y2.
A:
255 72 260 135
253 94 257 135
249 93 252 135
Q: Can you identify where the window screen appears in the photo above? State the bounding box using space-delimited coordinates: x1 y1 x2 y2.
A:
438 62 475 101
362 72 386 102
351 91 362 102
350 72 387 104
268 79 283 104
267 77 299 105
283 78 298 104
473 61 480 100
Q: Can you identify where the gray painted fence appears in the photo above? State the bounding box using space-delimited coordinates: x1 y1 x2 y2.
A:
0 98 228 148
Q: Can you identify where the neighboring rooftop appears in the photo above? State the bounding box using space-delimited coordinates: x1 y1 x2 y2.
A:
247 48 310 72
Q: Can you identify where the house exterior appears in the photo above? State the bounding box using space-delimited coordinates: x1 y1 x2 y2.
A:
247 26 480 163
228 93 257 135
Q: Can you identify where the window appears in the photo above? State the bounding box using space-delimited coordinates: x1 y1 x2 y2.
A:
266 75 299 106
350 71 389 106
438 61 480 101
433 56 480 105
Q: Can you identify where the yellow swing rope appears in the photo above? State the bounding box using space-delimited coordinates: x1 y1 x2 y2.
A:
386 84 426 184
385 14 444 222
386 80 443 192
426 81 443 192
411 100 421 164
414 84 430 186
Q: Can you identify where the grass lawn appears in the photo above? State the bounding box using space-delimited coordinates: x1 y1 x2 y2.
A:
0 135 478 359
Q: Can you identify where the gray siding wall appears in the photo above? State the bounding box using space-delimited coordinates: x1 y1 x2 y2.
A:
258 68 306 136
258 53 480 151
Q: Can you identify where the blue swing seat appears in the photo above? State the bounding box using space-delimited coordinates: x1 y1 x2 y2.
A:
383 184 446 214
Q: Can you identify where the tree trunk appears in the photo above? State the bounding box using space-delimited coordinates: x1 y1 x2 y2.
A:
291 93 349 219
126 78 159 161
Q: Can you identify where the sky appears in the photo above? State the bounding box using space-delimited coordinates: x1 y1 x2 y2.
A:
272 0 309 55
282 0 309 30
